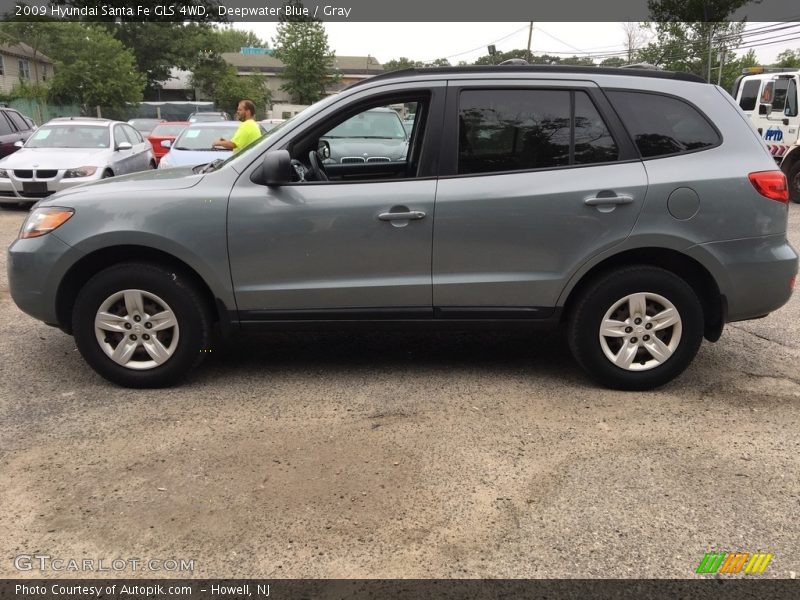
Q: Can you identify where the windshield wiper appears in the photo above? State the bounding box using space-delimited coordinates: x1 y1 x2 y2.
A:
200 159 225 173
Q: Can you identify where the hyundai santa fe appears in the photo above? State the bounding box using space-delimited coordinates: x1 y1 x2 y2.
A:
8 66 798 389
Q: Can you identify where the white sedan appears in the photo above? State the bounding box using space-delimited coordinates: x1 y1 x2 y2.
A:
0 117 155 206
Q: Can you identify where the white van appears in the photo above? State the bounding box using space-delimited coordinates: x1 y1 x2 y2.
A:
732 67 800 203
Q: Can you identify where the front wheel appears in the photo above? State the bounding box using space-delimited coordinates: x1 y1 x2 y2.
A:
72 262 212 388
567 266 704 390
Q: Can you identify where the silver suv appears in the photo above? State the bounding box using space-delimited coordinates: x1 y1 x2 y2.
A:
8 66 798 389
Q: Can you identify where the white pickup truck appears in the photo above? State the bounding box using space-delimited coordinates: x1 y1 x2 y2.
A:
732 67 800 203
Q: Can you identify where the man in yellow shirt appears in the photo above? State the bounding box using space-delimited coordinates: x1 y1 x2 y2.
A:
214 99 262 153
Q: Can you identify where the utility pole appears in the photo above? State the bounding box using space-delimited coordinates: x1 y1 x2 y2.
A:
526 22 534 63
717 49 727 86
707 25 715 83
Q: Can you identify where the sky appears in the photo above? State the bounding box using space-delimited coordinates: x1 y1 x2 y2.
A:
233 21 799 66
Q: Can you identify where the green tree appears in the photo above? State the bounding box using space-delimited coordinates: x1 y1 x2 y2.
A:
214 26 267 52
600 56 627 67
473 48 532 65
53 1 223 92
190 51 271 117
383 57 450 71
637 0 750 81
46 23 145 112
272 1 336 104
383 57 422 71
775 49 800 68
561 56 597 66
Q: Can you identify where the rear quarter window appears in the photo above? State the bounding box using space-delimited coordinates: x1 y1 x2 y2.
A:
606 90 721 158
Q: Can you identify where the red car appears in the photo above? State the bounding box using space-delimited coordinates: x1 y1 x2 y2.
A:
147 121 188 165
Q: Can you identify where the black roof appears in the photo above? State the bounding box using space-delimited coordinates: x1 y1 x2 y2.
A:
347 65 707 90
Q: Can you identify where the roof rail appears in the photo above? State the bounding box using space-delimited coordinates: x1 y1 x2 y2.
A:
345 64 707 90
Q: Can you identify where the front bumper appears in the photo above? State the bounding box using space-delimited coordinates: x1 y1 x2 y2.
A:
8 232 80 326
0 170 101 204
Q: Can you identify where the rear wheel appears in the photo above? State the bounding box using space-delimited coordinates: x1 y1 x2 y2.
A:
788 160 800 204
72 262 212 388
568 266 704 390
102 169 113 179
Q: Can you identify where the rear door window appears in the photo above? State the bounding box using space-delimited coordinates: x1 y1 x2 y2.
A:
458 89 618 175
0 113 14 136
606 90 721 158
5 110 29 132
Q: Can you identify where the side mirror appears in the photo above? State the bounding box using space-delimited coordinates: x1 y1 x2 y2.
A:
14 140 23 147
160 139 172 148
758 103 772 116
317 140 331 160
262 149 292 186
117 141 133 151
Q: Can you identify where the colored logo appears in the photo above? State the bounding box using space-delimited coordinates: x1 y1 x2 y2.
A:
696 552 773 574
764 128 784 142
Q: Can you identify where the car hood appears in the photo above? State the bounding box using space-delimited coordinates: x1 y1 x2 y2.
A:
324 137 408 161
0 147 111 169
39 166 203 204
161 148 231 167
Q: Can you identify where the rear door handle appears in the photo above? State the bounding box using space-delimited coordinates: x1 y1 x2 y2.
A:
584 195 634 206
378 210 426 221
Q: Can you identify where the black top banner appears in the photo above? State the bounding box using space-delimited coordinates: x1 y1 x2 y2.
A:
0 0 799 22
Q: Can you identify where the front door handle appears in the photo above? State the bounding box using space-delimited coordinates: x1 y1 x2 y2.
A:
378 210 426 221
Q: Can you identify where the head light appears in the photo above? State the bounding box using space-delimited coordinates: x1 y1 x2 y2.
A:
63 166 97 178
20 207 74 239
0 169 7 178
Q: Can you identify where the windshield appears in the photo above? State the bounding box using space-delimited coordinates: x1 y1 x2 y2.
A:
324 111 406 139
26 125 110 149
129 119 162 131
174 124 238 150
150 123 188 137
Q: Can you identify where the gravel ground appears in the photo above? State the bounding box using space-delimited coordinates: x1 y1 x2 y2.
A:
0 203 799 579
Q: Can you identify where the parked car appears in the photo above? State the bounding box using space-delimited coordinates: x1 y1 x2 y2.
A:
0 117 155 206
147 121 188 165
188 111 230 123
157 121 240 169
127 118 165 138
259 118 286 133
321 107 409 164
158 121 267 169
7 66 798 389
0 106 36 159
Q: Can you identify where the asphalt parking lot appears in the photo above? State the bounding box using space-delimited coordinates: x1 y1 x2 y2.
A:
0 204 799 579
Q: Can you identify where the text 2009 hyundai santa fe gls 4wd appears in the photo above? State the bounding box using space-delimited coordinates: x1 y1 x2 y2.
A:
8 66 799 390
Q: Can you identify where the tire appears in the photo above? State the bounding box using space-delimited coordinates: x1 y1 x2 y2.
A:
788 160 800 204
567 266 704 391
102 169 113 179
149 160 157 169
72 262 212 388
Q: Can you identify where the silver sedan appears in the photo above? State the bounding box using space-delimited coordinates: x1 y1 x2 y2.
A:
0 117 155 206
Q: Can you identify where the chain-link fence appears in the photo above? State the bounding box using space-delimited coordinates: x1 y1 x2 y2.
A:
7 100 223 125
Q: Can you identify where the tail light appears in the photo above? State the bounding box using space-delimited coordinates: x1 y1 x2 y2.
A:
748 171 789 203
